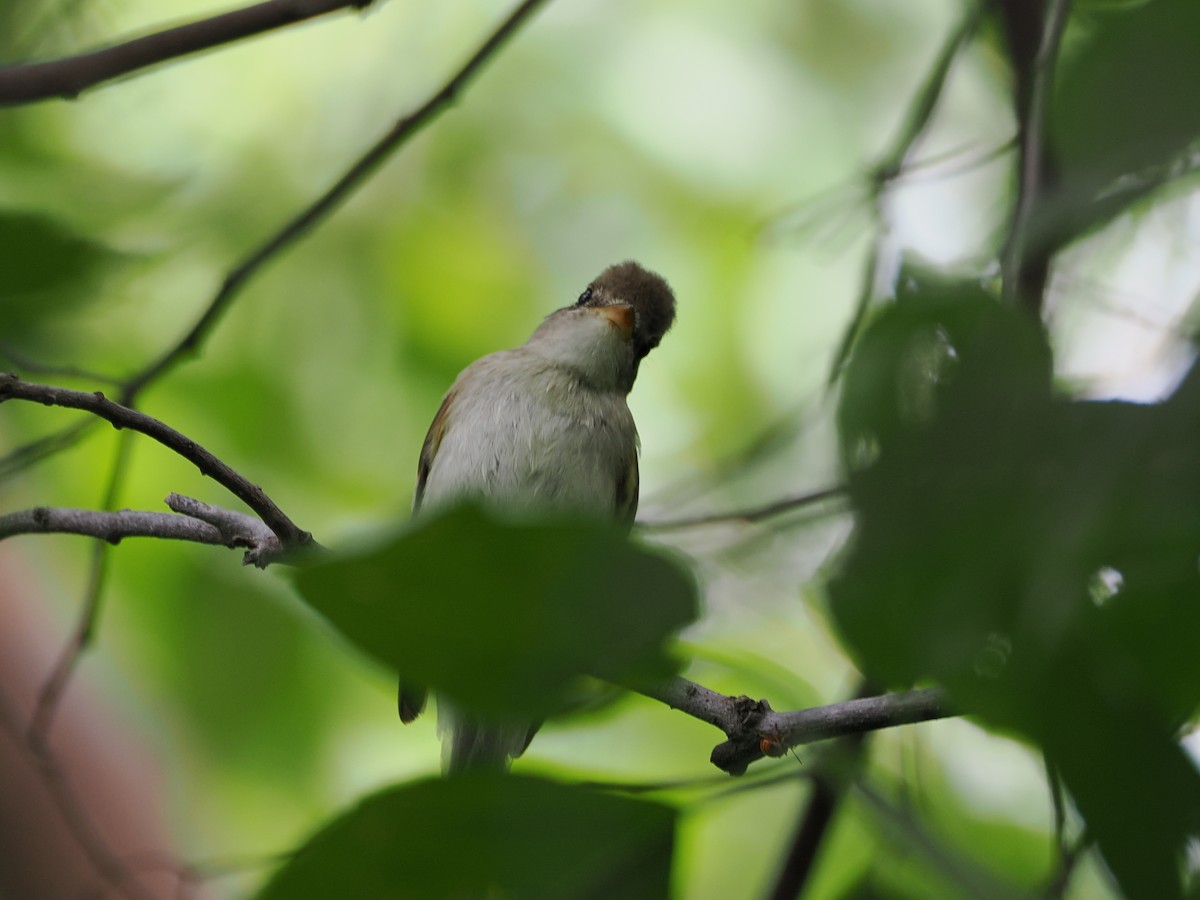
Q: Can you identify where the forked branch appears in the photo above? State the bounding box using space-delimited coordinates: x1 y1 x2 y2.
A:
639 678 954 776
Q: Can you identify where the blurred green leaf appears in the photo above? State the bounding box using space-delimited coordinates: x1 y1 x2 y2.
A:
830 286 1200 898
836 266 1054 473
0 209 116 336
256 773 676 900
293 504 697 722
118 551 334 780
1044 0 1200 239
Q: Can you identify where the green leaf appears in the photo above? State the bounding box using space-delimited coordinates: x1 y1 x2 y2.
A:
836 267 1053 474
0 210 116 335
1045 0 1200 238
293 504 697 721
256 774 676 900
830 288 1200 899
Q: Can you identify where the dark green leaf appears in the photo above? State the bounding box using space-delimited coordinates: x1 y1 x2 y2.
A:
293 504 697 721
830 288 1200 899
0 210 116 335
1045 0 1200 238
256 774 676 900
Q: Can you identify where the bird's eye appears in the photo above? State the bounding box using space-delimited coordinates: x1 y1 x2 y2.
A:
576 286 593 306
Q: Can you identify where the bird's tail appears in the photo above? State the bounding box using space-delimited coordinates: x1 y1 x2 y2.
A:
441 707 537 774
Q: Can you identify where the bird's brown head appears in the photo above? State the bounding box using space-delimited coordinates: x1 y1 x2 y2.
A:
576 261 676 362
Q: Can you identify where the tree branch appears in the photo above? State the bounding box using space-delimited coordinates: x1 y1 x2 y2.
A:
120 0 551 401
0 505 221 546
0 4 547 890
2 0 552 480
0 0 378 106
998 0 1072 317
0 374 312 551
638 486 845 531
638 677 954 776
0 494 296 567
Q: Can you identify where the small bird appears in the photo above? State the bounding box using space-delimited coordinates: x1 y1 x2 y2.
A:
399 261 676 773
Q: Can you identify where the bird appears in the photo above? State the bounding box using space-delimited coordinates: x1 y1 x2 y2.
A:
398 260 676 773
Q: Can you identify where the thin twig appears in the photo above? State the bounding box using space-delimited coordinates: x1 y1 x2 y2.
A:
871 2 986 183
767 688 872 900
0 374 311 548
999 0 1072 317
166 492 302 565
1041 755 1095 899
27 430 133 752
120 0 551 401
638 486 845 531
0 419 96 482
825 2 985 384
636 677 954 776
0 0 378 106
0 341 121 386
1044 832 1093 899
856 780 1027 900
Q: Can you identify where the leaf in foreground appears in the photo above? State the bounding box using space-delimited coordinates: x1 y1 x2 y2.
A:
293 504 697 721
256 774 676 900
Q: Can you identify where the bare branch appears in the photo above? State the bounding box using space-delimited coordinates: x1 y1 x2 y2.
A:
638 486 845 531
999 0 1072 316
0 0 378 106
166 492 308 566
637 677 954 776
120 0 551 400
0 374 311 550
0 494 298 567
0 505 226 545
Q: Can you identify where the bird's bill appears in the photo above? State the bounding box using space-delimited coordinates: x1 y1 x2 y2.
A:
595 303 635 339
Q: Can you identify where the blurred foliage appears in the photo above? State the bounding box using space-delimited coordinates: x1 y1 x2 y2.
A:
0 210 121 346
832 274 1200 898
1044 0 1200 247
257 773 676 900
2 0 1200 898
295 504 697 722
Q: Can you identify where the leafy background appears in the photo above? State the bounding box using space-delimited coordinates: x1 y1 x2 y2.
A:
2 0 1199 897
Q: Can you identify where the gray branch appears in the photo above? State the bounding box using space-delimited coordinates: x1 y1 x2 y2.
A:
0 0 377 106
0 494 298 567
0 373 311 552
639 677 955 775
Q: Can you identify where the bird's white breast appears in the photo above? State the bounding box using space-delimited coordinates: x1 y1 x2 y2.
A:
418 349 637 519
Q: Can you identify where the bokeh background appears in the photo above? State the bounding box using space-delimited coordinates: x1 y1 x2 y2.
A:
2 0 1199 896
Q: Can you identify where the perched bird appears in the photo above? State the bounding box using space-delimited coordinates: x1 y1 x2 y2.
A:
399 261 676 773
